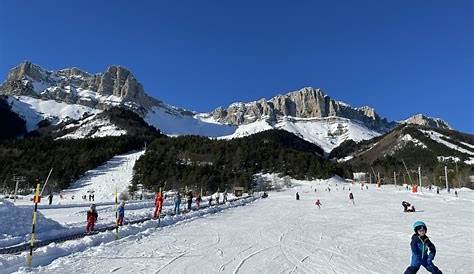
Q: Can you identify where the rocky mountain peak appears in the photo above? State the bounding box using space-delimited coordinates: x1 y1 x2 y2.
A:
403 114 451 130
210 87 393 131
0 62 158 115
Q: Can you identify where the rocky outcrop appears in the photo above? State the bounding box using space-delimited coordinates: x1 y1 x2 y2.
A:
0 61 159 115
403 114 451 130
211 87 395 131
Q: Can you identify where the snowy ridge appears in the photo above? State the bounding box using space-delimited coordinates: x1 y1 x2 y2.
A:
58 116 127 139
219 116 380 153
6 96 100 131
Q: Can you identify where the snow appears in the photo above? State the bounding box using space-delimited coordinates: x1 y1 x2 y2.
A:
337 155 354 162
219 117 380 154
437 156 460 163
421 130 474 156
145 105 236 137
6 96 101 131
58 117 127 139
2 176 471 274
59 150 145 203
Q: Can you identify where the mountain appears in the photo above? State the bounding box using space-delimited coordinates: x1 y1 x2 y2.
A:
402 114 451 130
329 124 474 186
0 61 454 153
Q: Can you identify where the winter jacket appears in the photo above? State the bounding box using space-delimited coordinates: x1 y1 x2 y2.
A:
410 234 436 266
117 206 125 218
87 210 98 223
155 193 163 206
174 194 181 205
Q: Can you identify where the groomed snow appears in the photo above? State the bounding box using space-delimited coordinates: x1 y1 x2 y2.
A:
59 150 145 203
3 177 471 274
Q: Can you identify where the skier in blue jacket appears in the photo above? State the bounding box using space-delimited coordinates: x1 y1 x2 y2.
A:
174 192 181 215
117 201 125 226
404 221 442 274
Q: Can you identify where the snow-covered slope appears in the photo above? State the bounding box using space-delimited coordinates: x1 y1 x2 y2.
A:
58 115 127 139
219 116 380 153
6 96 100 131
60 150 145 203
4 177 472 274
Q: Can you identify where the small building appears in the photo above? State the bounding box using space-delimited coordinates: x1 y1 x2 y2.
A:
233 186 245 197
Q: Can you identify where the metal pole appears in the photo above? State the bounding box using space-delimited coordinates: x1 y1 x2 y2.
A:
14 177 19 203
394 171 397 186
40 168 53 197
418 166 422 192
27 182 41 267
444 166 449 192
402 159 414 185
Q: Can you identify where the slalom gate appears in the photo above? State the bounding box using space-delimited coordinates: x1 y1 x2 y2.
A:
0 195 258 255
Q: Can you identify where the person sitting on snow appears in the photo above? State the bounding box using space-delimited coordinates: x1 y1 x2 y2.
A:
404 221 442 274
402 201 411 212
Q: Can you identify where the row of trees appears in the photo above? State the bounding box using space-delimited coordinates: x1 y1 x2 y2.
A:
131 130 344 194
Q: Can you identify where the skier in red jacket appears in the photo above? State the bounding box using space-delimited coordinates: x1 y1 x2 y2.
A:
86 204 98 233
315 199 322 209
154 192 164 219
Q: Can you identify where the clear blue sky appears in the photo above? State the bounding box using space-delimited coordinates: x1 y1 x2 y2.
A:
1 1 472 132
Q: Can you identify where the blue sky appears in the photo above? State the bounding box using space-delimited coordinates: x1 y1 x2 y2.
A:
1 1 472 132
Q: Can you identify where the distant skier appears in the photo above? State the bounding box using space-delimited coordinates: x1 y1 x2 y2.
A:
295 192 300 200
187 191 193 211
196 195 202 209
314 199 322 209
402 201 411 212
403 221 443 274
261 192 268 198
174 192 181 214
215 193 220 205
349 192 355 205
117 201 125 226
86 204 98 233
223 190 228 203
328 187 331 192
48 193 53 205
436 188 440 194
208 196 213 206
454 190 458 197
153 192 163 218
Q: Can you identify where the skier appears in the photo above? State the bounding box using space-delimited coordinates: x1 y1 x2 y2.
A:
208 195 213 206
86 204 98 233
403 221 443 274
215 193 220 205
187 191 193 211
174 192 181 214
48 193 53 205
314 199 322 209
295 192 300 200
261 192 268 198
402 201 411 212
117 201 125 226
436 187 440 194
454 190 458 197
153 192 163 218
196 194 202 209
223 190 228 203
349 192 355 205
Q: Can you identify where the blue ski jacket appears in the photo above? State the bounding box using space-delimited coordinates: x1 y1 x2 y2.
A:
117 206 125 218
410 234 436 266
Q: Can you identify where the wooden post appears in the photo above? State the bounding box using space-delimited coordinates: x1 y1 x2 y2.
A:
418 166 422 192
444 166 449 192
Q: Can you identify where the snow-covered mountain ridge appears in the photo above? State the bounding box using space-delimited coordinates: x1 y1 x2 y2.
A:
0 61 454 152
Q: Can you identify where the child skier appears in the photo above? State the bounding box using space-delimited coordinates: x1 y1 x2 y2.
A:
196 195 202 209
404 221 443 274
153 192 163 219
314 199 322 209
295 192 300 200
174 192 181 214
349 192 355 205
117 201 125 226
86 204 98 233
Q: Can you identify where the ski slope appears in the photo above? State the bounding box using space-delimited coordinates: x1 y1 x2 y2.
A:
6 177 472 274
60 150 145 203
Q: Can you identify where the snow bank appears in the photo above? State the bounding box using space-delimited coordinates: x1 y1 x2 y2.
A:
0 200 64 247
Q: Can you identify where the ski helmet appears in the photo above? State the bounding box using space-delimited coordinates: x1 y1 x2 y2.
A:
413 221 427 232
